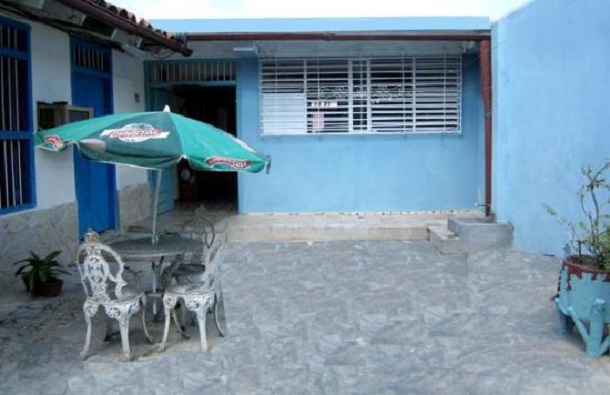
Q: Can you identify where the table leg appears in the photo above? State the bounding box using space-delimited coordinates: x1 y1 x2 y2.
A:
151 256 165 317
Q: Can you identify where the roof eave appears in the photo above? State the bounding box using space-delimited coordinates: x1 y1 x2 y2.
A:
186 30 491 42
56 0 192 56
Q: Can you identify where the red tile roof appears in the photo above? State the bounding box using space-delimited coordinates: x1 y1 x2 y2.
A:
57 0 191 55
88 0 175 41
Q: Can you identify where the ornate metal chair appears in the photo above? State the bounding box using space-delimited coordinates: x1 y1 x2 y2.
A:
159 234 227 352
159 204 216 299
76 230 153 361
159 204 216 290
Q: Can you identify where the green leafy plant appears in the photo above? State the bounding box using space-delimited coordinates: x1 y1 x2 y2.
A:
13 250 70 294
545 160 610 271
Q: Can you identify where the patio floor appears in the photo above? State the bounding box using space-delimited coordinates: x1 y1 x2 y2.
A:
2 239 610 394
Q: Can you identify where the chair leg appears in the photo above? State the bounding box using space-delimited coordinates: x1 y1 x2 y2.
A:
183 294 214 352
557 309 574 335
194 305 208 352
116 309 134 362
214 292 227 337
159 294 179 352
81 302 98 360
586 299 607 358
141 297 153 344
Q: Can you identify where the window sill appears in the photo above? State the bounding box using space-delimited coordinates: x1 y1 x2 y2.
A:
261 131 462 139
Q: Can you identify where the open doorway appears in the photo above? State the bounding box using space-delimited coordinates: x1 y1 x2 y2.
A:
171 85 238 214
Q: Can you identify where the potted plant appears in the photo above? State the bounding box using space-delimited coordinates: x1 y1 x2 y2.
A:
13 250 70 297
545 160 610 358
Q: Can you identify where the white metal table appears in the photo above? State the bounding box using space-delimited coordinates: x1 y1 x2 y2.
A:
109 234 201 314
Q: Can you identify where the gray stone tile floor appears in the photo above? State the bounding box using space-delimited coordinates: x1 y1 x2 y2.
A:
2 240 610 394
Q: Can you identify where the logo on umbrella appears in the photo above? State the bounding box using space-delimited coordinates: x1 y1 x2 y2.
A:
101 123 170 142
43 135 65 150
206 157 251 169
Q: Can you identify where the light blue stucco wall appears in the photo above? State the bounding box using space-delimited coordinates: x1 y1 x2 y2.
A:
493 0 610 256
237 54 484 213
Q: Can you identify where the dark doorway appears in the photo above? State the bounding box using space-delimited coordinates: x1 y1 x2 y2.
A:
171 85 237 213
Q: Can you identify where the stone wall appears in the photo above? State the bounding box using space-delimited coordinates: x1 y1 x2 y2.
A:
0 183 150 295
118 183 150 234
0 203 78 294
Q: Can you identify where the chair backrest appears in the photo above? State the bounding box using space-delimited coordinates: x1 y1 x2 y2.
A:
184 205 215 247
180 205 215 265
75 230 129 303
196 205 216 249
174 234 226 289
202 234 226 290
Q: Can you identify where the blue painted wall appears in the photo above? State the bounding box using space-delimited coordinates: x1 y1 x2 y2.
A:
493 0 610 256
237 54 485 213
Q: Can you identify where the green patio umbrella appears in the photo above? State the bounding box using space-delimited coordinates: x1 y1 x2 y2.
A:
35 106 269 243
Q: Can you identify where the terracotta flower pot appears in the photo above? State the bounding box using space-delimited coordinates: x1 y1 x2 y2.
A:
36 277 63 297
22 276 64 297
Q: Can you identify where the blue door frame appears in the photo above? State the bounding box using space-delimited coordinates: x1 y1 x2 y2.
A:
71 38 116 237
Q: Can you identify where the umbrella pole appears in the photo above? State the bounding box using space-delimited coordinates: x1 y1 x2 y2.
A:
151 169 162 245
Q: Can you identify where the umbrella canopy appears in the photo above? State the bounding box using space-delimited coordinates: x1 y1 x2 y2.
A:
35 106 269 243
34 106 267 173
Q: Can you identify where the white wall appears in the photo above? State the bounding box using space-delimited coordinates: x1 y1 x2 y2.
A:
112 50 149 189
30 21 75 209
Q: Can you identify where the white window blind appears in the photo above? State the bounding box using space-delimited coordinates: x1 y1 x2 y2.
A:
260 55 461 135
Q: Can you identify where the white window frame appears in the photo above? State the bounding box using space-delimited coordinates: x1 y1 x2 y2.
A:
260 55 462 136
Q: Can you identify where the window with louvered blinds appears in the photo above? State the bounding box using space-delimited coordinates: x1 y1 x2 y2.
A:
260 56 461 135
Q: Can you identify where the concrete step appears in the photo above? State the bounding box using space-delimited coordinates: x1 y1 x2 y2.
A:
229 221 430 242
429 217 513 254
224 212 481 243
448 217 513 249
128 208 486 244
97 229 122 243
428 225 465 254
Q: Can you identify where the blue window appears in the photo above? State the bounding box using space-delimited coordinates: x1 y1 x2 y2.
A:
0 17 34 214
